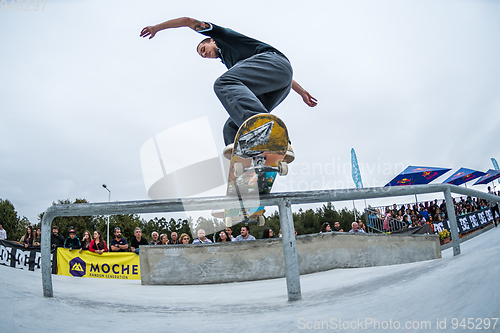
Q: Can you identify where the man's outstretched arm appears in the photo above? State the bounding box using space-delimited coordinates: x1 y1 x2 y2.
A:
140 17 210 39
292 80 318 107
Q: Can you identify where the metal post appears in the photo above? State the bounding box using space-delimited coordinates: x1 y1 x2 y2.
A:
41 211 54 297
102 184 111 248
278 198 301 301
444 187 461 256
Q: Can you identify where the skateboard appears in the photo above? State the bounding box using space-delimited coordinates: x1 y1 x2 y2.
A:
222 114 289 227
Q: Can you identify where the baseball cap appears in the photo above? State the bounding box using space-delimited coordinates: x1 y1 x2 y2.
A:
69 229 76 234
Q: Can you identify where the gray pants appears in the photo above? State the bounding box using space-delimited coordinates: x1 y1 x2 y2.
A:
213 52 293 145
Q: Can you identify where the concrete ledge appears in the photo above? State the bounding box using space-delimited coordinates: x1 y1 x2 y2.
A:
140 232 441 285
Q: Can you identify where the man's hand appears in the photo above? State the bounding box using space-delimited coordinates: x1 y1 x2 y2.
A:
292 80 318 107
140 26 157 39
140 18 208 40
300 90 318 107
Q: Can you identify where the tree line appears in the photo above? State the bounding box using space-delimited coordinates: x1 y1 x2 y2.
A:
1 198 364 243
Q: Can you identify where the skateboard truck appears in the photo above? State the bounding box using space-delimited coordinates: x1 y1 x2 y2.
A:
233 160 288 177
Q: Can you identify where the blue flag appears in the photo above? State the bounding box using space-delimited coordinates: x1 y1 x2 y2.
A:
351 148 363 188
492 158 500 184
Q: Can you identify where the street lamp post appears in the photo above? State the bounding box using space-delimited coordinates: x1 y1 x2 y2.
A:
102 184 111 247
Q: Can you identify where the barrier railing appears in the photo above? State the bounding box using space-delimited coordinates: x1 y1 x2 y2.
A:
40 184 500 301
365 208 409 233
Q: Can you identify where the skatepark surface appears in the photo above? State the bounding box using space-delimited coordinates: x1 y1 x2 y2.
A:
1 226 499 333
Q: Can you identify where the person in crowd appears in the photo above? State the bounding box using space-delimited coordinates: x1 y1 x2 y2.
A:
429 200 438 217
0 222 7 240
110 227 128 252
418 204 429 221
33 227 41 247
130 227 149 254
160 234 169 245
416 214 425 226
169 232 181 244
217 230 231 242
278 229 298 238
349 222 365 233
192 229 212 244
20 225 35 248
320 222 331 233
405 209 414 222
234 226 256 241
149 231 161 245
333 221 344 232
80 230 92 253
357 219 366 232
426 215 434 232
89 230 108 254
434 207 445 222
64 229 81 251
51 225 65 249
180 233 191 244
225 227 235 241
368 210 377 228
261 228 275 239
383 207 391 232
402 215 410 228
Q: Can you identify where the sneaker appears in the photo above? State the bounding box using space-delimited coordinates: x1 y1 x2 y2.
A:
223 143 295 163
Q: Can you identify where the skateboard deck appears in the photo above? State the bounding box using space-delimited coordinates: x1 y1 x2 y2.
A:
223 114 289 227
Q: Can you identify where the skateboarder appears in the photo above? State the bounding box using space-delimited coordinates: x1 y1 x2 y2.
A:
140 17 317 163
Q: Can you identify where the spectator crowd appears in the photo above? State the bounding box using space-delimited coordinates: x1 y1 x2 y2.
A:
368 191 499 232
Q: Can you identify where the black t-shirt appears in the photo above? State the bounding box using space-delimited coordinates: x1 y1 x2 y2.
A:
51 233 65 248
130 237 148 249
199 23 286 69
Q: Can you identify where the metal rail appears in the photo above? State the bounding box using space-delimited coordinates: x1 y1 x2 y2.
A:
41 184 500 300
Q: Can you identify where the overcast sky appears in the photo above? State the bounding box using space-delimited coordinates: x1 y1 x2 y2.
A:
1 0 499 225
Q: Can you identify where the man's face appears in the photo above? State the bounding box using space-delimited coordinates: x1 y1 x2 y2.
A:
52 228 58 235
152 233 158 241
171 232 177 240
135 229 142 238
225 228 232 235
197 39 219 59
70 233 75 239
198 230 205 240
352 223 358 231
334 222 340 229
241 227 248 237
115 229 121 238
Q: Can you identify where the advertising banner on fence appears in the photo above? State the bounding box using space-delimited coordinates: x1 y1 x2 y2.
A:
433 207 495 235
0 240 57 273
57 250 141 280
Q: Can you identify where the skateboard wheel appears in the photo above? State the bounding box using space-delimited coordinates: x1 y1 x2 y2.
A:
234 163 244 177
258 216 265 226
226 217 233 227
278 161 288 176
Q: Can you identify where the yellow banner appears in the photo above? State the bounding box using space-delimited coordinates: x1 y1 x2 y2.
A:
57 249 141 280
